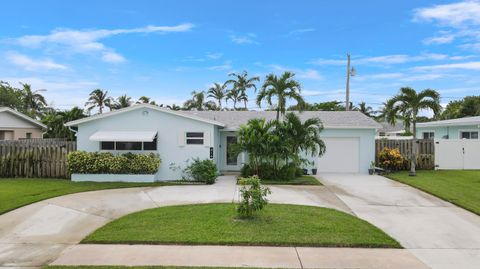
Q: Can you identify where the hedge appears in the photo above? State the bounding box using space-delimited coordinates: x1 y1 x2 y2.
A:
67 151 161 174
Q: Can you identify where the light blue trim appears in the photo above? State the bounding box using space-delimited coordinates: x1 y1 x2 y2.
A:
72 174 155 182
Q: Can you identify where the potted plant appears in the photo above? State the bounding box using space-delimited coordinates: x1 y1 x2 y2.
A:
368 161 375 175
303 168 308 175
311 161 317 175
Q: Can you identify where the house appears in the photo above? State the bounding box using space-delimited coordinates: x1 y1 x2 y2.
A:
0 107 47 140
376 122 407 138
65 104 381 181
416 116 480 140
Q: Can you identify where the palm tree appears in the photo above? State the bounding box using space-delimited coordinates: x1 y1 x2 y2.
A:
167 104 181 111
137 96 157 105
207 83 227 110
283 113 326 159
385 87 441 176
256 72 305 120
226 71 259 110
356 101 375 117
112 94 132 109
226 87 241 110
20 83 47 119
183 91 206 110
42 107 86 140
85 89 112 114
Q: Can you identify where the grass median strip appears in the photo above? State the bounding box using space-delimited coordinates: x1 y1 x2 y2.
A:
386 170 480 215
0 178 176 215
260 175 322 185
83 203 400 248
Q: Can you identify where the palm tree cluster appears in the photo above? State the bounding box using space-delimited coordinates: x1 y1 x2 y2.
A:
233 112 326 180
0 81 47 119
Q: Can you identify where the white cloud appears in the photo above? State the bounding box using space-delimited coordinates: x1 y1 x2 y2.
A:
423 34 455 44
356 73 405 81
413 1 480 26
230 33 259 45
287 28 315 36
412 61 480 71
401 74 446 81
206 52 223 59
207 61 232 71
311 53 467 66
5 51 67 71
267 64 323 81
101 51 126 63
12 23 194 63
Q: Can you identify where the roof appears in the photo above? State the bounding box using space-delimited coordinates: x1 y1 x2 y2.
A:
0 107 47 129
182 110 382 130
377 121 405 133
89 130 157 142
417 116 480 128
65 104 226 127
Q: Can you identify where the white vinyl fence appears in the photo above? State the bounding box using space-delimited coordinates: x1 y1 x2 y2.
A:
435 139 480 170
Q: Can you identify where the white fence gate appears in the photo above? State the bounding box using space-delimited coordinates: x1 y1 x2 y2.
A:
435 139 480 170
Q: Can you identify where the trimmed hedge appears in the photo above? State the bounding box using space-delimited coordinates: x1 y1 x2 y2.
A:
67 151 161 174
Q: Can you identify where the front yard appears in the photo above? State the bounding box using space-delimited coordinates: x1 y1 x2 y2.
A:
386 170 480 215
0 179 173 215
83 203 401 248
260 175 321 185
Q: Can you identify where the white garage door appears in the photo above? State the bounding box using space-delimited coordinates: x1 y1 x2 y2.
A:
317 137 360 173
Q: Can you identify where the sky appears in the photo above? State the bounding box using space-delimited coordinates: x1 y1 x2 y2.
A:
0 0 479 111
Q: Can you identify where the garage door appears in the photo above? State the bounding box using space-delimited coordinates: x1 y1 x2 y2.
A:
317 137 360 173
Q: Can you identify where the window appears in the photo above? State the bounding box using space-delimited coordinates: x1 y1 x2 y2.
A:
116 141 142 150
99 136 157 151
186 132 204 145
26 132 32 139
101 141 115 150
460 131 479 139
422 132 435 139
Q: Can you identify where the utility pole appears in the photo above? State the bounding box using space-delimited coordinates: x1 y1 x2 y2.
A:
345 53 356 111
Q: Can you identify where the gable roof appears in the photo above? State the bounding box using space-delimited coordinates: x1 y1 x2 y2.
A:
417 116 480 128
64 104 226 127
0 107 47 129
182 110 382 130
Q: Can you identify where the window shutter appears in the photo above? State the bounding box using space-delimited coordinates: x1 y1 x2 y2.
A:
178 132 185 146
204 131 211 147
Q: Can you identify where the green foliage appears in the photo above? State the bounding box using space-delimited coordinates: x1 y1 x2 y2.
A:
67 151 160 174
378 147 406 171
441 95 480 119
183 158 218 184
41 107 86 140
237 176 271 218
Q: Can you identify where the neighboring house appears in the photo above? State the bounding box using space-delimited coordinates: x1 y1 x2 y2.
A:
376 122 407 138
0 107 47 140
416 116 480 140
65 104 381 181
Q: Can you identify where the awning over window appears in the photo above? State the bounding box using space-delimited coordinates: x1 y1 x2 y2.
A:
89 131 157 142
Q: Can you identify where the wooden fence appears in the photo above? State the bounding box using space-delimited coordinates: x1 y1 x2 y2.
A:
0 140 76 178
375 139 435 170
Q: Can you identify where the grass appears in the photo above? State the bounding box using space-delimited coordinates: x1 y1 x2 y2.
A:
45 267 264 269
83 203 400 248
0 178 175 215
386 170 480 215
260 175 321 185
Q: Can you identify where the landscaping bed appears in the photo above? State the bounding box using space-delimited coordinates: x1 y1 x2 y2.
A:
83 203 401 248
0 179 174 215
386 170 480 215
254 175 321 185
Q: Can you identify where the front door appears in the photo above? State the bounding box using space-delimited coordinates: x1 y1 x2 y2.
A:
224 135 241 171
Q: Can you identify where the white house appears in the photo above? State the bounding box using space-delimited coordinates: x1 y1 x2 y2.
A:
0 107 47 140
416 116 480 140
65 104 381 181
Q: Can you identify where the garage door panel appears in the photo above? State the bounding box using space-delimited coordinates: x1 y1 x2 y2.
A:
317 137 359 173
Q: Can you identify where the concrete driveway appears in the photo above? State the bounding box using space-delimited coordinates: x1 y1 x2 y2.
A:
0 174 479 269
319 173 480 269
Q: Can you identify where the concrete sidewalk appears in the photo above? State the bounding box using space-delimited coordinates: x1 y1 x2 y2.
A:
51 244 429 269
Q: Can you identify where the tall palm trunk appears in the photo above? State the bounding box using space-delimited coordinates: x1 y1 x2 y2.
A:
244 100 247 110
410 114 417 176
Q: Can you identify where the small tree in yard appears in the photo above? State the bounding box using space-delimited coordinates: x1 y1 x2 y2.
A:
237 176 271 218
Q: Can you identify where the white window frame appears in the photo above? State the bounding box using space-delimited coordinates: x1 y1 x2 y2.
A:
459 129 479 140
422 130 435 140
99 136 158 151
185 132 205 145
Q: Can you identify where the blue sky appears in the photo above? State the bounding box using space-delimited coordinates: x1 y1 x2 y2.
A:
1 0 479 111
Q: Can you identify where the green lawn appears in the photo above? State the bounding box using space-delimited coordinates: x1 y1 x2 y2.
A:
261 175 321 185
83 203 400 248
45 267 261 269
386 170 480 215
0 179 174 215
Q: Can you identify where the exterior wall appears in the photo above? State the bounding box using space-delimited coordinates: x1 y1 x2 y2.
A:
75 107 218 181
0 128 43 140
0 112 43 140
417 125 480 139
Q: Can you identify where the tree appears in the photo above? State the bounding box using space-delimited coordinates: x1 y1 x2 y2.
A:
356 101 375 117
226 71 259 110
441 96 480 119
183 91 206 110
0 81 23 110
385 87 441 176
167 104 181 111
207 83 227 110
85 89 112 114
257 72 304 120
226 87 241 110
137 96 157 105
112 94 132 109
20 83 47 119
282 113 326 159
42 107 86 140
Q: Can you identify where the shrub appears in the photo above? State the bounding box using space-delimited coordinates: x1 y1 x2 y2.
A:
378 147 405 171
237 176 271 218
183 158 218 184
67 151 160 174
